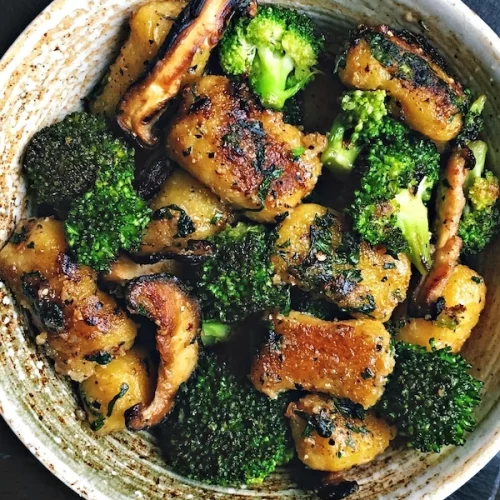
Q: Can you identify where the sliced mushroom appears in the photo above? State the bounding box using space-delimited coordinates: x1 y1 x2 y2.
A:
125 274 200 429
117 0 249 147
102 254 183 297
134 149 177 201
413 148 469 313
89 0 188 118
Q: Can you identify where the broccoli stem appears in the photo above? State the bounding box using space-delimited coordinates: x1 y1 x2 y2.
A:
201 321 231 346
253 46 303 109
465 140 488 190
322 115 361 179
393 178 432 275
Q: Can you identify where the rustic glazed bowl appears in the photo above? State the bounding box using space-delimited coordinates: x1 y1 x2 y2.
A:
0 0 499 498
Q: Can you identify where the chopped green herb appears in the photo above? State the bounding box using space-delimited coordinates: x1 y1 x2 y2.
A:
84 351 113 365
153 204 195 238
11 226 29 245
107 383 129 417
295 409 335 438
292 146 306 158
258 165 283 205
90 414 105 432
210 212 224 226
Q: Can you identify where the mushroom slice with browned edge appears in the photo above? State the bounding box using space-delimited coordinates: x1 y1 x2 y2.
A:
117 0 249 147
125 274 200 430
412 147 470 314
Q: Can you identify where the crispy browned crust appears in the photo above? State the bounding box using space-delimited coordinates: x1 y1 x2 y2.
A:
117 0 244 147
0 218 137 382
339 25 466 142
125 274 200 430
250 312 394 408
138 169 234 257
166 76 326 222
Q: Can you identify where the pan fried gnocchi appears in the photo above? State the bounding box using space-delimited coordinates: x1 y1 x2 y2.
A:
0 218 136 382
2 0 495 494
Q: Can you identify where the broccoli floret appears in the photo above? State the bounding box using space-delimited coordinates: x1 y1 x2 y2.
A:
65 159 151 272
159 351 294 485
23 112 128 209
322 90 388 178
378 341 482 453
219 5 323 110
351 120 440 274
456 95 487 144
458 140 500 256
195 223 290 324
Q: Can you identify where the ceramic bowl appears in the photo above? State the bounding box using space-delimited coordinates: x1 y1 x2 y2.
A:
0 0 499 498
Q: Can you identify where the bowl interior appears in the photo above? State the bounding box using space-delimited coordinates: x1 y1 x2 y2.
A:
0 0 499 499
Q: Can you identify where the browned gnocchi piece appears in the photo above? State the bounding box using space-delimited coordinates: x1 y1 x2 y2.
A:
397 264 486 352
272 204 411 322
250 311 394 408
89 1 187 118
0 218 137 381
139 169 233 258
80 347 156 434
287 394 395 472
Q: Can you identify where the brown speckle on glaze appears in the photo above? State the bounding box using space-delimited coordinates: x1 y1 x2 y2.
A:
0 0 499 499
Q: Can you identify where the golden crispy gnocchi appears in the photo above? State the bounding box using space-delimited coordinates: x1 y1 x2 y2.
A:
139 169 233 257
89 1 187 117
287 394 395 471
338 25 467 142
272 204 411 322
0 218 136 381
80 347 156 434
166 76 326 223
397 264 486 352
250 312 394 408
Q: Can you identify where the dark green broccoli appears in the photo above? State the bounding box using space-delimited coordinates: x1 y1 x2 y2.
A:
23 112 129 208
65 159 151 272
456 95 487 144
159 351 294 485
291 288 344 321
350 119 440 275
322 90 388 178
378 341 482 453
219 5 323 110
195 223 290 324
282 93 304 126
459 140 500 256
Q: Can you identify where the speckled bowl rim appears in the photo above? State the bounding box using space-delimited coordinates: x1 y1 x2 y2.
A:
0 0 499 499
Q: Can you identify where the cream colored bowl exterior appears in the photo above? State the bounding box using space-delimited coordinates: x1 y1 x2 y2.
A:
0 1 499 498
